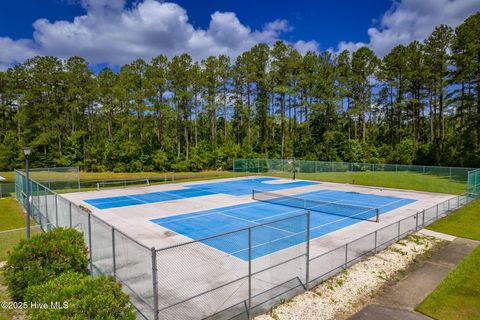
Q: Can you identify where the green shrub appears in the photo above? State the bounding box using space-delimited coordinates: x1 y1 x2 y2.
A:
3 227 88 300
25 272 135 320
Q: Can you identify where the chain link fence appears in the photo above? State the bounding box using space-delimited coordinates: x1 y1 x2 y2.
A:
15 169 154 320
0 225 45 261
13 166 479 320
468 169 480 198
0 183 15 198
233 159 476 195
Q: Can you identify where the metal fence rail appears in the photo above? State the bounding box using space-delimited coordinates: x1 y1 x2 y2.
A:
14 166 479 320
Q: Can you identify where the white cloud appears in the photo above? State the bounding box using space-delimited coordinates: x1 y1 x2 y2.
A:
336 41 367 54
0 0 317 68
293 40 319 55
336 0 480 56
0 38 37 70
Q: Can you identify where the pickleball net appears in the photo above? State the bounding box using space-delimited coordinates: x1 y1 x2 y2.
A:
252 189 380 222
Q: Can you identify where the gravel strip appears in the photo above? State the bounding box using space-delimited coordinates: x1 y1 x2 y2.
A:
255 232 445 320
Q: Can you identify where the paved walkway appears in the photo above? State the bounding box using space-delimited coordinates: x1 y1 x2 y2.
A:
348 232 479 320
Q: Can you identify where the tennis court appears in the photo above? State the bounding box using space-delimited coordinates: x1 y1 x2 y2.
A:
151 189 416 260
58 175 454 319
84 177 318 209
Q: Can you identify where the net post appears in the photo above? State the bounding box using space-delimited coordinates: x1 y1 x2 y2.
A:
151 247 159 320
375 208 379 223
252 189 254 200
305 210 310 290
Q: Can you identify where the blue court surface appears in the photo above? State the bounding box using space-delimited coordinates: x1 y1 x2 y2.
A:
85 188 216 210
151 189 416 261
186 177 318 196
84 177 318 209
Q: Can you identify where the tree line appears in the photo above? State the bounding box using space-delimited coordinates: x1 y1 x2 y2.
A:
0 12 479 172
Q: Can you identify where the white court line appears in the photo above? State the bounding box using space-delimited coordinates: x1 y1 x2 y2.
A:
219 212 296 235
228 228 306 257
126 195 148 204
154 198 293 223
174 192 414 259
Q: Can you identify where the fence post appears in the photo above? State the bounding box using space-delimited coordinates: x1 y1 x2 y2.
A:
69 202 73 227
248 227 252 318
112 228 116 278
344 243 348 269
44 188 48 221
436 204 439 220
88 213 93 275
151 247 159 320
55 194 58 226
397 221 401 240
305 211 311 290
374 230 378 253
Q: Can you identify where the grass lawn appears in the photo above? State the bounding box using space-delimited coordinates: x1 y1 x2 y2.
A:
0 198 38 261
426 199 480 241
415 199 480 319
269 171 467 194
3 168 469 194
0 172 14 183
416 245 480 319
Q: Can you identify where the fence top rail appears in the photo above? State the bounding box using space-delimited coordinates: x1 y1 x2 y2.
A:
234 159 477 171
155 212 308 252
15 166 79 172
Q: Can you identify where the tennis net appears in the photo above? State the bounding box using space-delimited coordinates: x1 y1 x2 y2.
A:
96 178 150 191
252 190 380 222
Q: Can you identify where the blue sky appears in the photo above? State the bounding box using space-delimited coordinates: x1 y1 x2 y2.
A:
0 0 479 69
0 0 391 49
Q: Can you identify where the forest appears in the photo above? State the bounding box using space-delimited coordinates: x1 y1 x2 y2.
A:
0 12 479 172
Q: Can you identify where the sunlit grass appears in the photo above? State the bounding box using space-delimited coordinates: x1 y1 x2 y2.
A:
268 171 467 194
416 245 480 319
427 199 480 241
